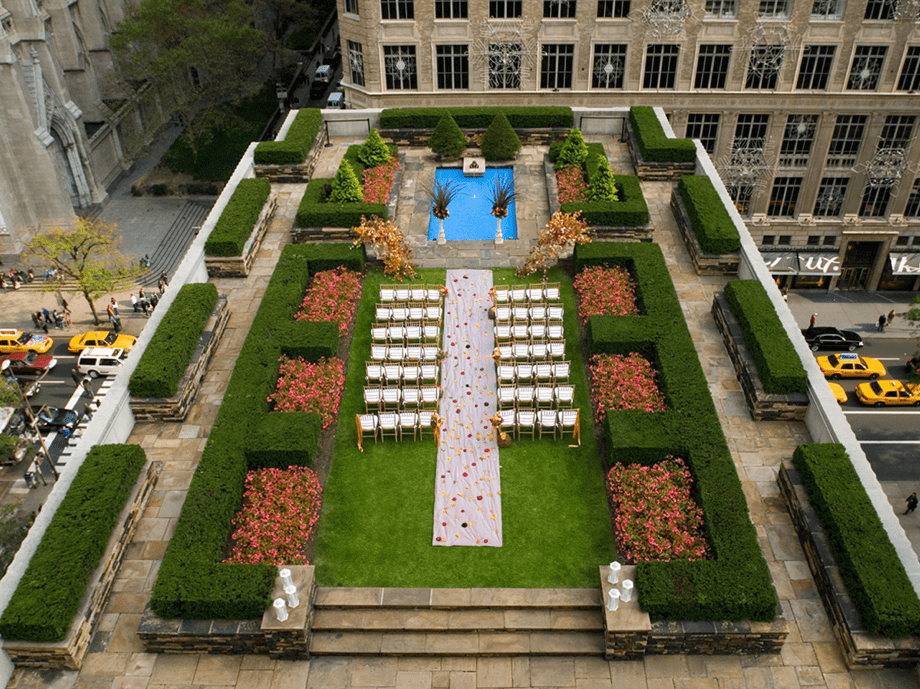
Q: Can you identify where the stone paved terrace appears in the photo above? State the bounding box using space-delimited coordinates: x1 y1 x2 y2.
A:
7 136 920 689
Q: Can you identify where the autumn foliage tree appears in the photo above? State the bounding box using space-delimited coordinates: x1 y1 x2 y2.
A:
351 216 418 280
516 211 592 278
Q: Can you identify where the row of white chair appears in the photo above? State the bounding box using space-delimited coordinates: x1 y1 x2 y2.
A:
357 410 439 446
495 408 579 440
370 345 440 362
494 304 563 323
363 385 441 412
497 385 575 410
380 284 444 304
494 341 566 361
495 321 564 343
492 283 561 304
366 361 440 385
497 360 570 385
371 322 440 344
375 303 443 323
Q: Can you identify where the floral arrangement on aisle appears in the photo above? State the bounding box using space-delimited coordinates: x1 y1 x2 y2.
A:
607 457 710 562
362 157 400 204
352 215 419 280
573 266 639 322
224 466 323 565
555 164 588 204
268 356 345 428
515 211 591 277
295 267 362 336
590 353 666 420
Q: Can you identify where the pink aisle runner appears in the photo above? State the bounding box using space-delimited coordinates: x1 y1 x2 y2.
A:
433 270 502 547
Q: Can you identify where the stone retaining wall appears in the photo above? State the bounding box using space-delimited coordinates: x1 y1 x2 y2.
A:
253 127 329 182
205 196 277 278
671 190 740 276
379 126 570 148
626 124 697 181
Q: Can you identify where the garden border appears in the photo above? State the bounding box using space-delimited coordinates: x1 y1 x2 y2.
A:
205 192 277 277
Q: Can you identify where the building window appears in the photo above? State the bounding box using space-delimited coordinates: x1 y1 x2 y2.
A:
598 0 630 17
879 115 916 150
812 0 844 18
436 45 469 89
348 40 365 87
695 45 731 88
541 44 574 89
345 0 359 14
593 44 626 88
762 235 775 246
643 44 679 89
813 177 849 217
807 235 821 246
796 45 835 90
768 177 803 217
381 0 413 19
779 114 817 166
847 46 886 90
436 0 467 18
860 186 892 217
685 113 720 153
490 0 522 17
896 235 910 246
778 234 792 245
759 0 789 17
914 236 920 246
897 46 920 91
864 0 893 19
383 45 417 89
729 185 755 215
823 235 837 246
733 114 770 151
826 114 866 167
746 45 783 89
489 42 522 88
905 179 920 217
705 0 737 17
544 0 576 17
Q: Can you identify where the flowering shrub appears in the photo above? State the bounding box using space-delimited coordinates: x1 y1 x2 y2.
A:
556 165 587 204
590 353 666 419
573 266 638 322
224 466 323 565
362 157 400 204
268 356 345 428
296 267 362 336
608 457 709 562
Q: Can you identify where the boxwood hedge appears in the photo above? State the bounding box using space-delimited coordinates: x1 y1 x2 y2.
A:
253 108 323 165
677 175 741 254
576 242 777 623
0 444 146 642
204 178 271 257
629 106 696 163
295 178 388 228
793 443 920 637
129 283 219 398
150 244 350 619
380 106 573 129
723 280 807 394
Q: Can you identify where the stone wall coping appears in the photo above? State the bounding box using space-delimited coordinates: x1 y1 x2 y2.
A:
600 565 650 632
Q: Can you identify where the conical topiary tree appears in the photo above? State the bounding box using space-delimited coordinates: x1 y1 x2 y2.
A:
555 128 589 170
330 159 364 203
358 128 392 168
428 113 468 159
587 156 619 202
480 112 521 161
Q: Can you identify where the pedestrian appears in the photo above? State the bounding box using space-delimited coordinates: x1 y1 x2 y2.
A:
158 276 166 295
27 268 33 283
878 314 887 332
31 312 40 329
106 303 115 323
113 316 122 333
906 493 918 514
809 313 817 328
70 368 82 386
160 270 169 287
131 294 138 313
138 287 146 303
142 300 151 317
42 308 50 321
81 377 93 399
40 318 48 334
110 297 119 316
888 309 895 326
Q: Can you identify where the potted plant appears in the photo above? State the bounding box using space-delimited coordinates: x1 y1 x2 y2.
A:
426 178 464 245
487 176 515 245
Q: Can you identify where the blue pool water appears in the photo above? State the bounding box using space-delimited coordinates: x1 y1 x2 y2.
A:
427 168 517 241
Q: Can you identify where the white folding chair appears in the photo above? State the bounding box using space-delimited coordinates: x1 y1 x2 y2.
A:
423 324 440 344
547 304 564 321
497 344 514 360
395 286 411 302
408 302 425 321
526 286 543 303
495 323 512 343
383 363 402 384
421 385 440 409
399 411 419 440
512 305 530 321
511 286 527 302
371 324 389 342
498 386 517 409
366 362 384 384
421 346 439 361
375 305 392 321
426 285 443 303
547 323 564 340
493 285 510 305
535 363 553 383
530 321 547 341
555 386 575 408
530 343 548 360
391 305 409 321
421 364 440 384
517 410 536 438
536 384 555 409
370 345 387 361
559 408 580 444
553 361 571 383
529 304 547 321
498 408 516 437
356 414 378 451
516 386 536 410
387 324 405 342
380 285 396 302
405 346 422 361
544 283 561 301
419 410 436 438
515 363 534 383
511 321 529 341
402 363 421 384
425 305 442 323
548 341 566 359
404 323 423 342
494 306 511 323
512 343 530 360
410 286 427 302
382 387 401 410
498 362 516 384
388 346 406 361
402 387 421 408
363 387 383 413
538 410 558 438
379 412 399 440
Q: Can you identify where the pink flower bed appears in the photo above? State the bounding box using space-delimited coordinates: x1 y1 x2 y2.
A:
590 353 666 420
573 266 639 322
362 157 400 204
268 356 345 428
607 457 710 562
555 165 587 204
224 466 323 565
296 267 362 336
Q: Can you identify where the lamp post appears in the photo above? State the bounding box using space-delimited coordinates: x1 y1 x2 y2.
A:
1 361 58 480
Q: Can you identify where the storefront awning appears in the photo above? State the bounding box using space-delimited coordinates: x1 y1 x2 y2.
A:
762 252 798 273
889 253 920 274
797 252 841 276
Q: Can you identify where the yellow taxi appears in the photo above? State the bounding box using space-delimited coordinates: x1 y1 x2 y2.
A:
0 329 53 355
68 330 137 353
816 352 886 380
855 379 920 407
828 382 847 404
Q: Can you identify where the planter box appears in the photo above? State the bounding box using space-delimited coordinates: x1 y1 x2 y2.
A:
130 295 230 422
671 190 739 276
3 461 161 670
712 294 808 422
205 196 277 278
779 463 920 669
254 127 328 182
626 122 697 181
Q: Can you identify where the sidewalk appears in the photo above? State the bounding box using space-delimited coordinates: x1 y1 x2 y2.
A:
786 290 918 340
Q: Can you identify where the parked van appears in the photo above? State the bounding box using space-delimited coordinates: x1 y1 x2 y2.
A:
310 65 333 99
326 91 345 109
76 347 128 378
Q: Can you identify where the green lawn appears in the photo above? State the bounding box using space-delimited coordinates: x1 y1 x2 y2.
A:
312 267 616 588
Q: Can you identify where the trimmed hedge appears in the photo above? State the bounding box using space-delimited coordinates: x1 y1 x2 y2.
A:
561 176 649 227
380 106 574 129
129 283 219 398
677 176 741 254
629 106 696 163
793 444 920 637
253 109 323 165
576 242 777 623
723 281 807 395
342 143 398 178
299 242 366 276
481 111 521 161
151 244 351 619
295 178 387 228
204 178 271 257
0 445 146 641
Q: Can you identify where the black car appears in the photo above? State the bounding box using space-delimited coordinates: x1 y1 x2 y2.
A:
36 407 79 434
801 326 864 351
907 357 920 377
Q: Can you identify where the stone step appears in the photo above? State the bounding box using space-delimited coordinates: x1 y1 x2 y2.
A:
313 587 601 610
309 630 605 656
312 607 604 633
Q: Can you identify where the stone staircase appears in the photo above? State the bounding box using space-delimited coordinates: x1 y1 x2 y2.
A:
309 586 606 656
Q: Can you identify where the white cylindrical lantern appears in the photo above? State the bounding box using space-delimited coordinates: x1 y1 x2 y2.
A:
284 582 300 609
273 597 289 622
607 561 621 584
621 579 634 602
606 588 620 611
279 568 293 589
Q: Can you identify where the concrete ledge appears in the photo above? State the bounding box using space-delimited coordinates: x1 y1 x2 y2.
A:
671 190 739 276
